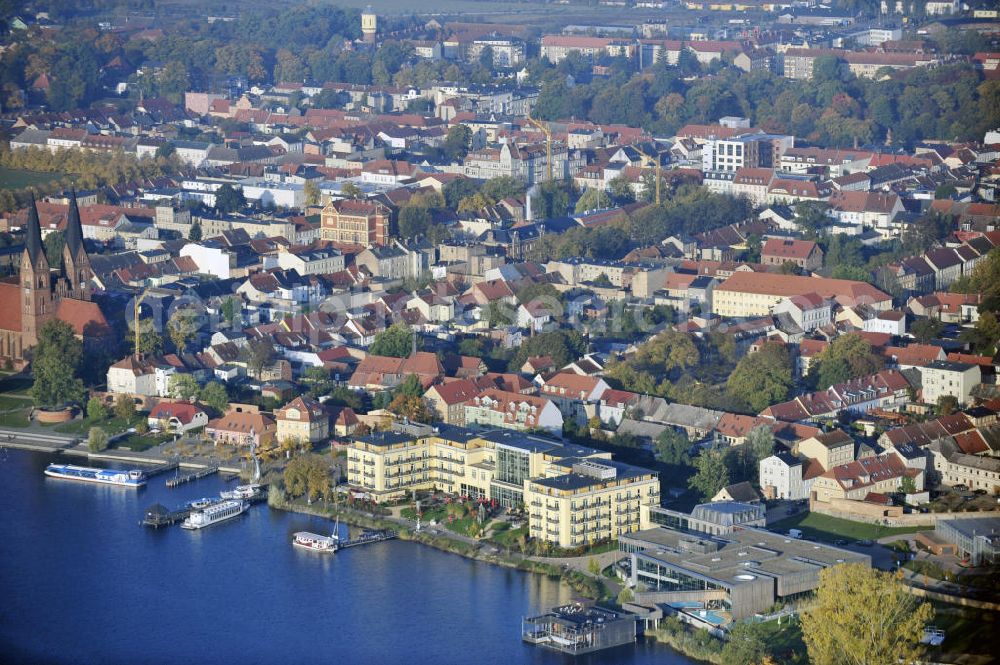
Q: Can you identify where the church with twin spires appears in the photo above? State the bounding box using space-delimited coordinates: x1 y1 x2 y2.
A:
0 193 110 364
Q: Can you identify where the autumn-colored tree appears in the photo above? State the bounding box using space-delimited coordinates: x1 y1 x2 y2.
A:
802 564 932 665
388 394 432 423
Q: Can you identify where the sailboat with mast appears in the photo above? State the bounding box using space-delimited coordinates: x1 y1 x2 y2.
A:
220 434 266 500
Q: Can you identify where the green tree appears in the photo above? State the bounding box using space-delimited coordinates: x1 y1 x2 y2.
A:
370 323 414 358
169 374 201 401
114 394 135 422
200 381 229 415
655 427 690 465
87 426 109 453
188 221 203 241
443 124 472 161
689 450 730 500
720 621 769 665
910 318 944 343
398 204 431 240
480 176 525 202
607 174 636 205
487 301 515 328
510 330 586 371
937 394 959 416
131 319 163 356
727 342 794 412
30 320 84 408
303 180 321 206
575 187 611 214
802 564 932 665
960 311 1000 355
166 308 200 353
810 333 884 390
394 373 425 398
340 182 364 199
214 184 246 214
86 396 108 421
241 338 275 379
740 425 775 480
220 296 241 328
442 177 480 209
899 475 917 495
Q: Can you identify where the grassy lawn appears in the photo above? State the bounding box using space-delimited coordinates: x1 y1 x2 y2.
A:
0 395 31 410
445 516 481 537
768 512 927 543
491 525 528 550
0 409 30 428
53 416 133 436
0 167 66 190
750 618 809 665
115 432 171 452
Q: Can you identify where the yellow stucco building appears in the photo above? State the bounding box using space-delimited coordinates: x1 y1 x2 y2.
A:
346 424 660 548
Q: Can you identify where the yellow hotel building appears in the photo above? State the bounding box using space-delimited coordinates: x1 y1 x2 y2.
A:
346 424 660 548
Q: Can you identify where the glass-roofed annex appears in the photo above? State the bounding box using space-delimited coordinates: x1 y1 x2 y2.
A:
643 501 766 538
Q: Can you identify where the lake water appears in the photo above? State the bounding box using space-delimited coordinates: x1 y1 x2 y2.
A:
0 449 697 665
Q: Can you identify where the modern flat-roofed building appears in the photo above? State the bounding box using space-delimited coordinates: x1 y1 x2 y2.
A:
933 517 1000 566
623 526 870 620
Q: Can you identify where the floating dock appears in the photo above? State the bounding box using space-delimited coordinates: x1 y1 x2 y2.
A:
337 529 398 550
523 604 636 655
166 466 219 488
142 503 191 528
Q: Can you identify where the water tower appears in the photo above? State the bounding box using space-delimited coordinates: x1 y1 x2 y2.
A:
361 5 377 44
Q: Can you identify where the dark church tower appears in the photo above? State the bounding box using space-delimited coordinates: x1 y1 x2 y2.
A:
60 191 92 301
20 194 53 348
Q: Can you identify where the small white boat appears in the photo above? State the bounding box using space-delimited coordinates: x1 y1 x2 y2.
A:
220 483 264 500
293 532 338 552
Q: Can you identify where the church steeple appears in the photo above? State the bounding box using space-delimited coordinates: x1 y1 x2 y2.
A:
24 193 45 269
64 190 85 263
61 190 92 301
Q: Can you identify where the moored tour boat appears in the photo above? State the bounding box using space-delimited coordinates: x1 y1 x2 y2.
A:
181 499 247 530
44 464 146 488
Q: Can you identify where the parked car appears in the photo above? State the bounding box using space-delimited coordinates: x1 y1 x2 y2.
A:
857 539 874 547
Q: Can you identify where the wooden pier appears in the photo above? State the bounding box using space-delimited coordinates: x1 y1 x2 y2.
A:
337 529 398 550
166 466 218 488
142 503 191 528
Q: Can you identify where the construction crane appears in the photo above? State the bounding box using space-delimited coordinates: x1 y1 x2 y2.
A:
133 291 151 358
634 143 663 205
525 113 553 182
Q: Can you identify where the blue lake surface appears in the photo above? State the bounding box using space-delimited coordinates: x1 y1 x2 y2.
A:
0 449 697 665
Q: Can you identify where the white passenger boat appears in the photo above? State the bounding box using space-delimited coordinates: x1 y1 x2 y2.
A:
44 463 146 488
181 500 247 530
